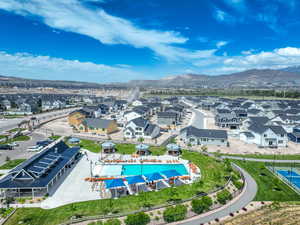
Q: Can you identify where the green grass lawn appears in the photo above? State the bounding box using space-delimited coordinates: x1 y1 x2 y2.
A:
223 153 300 160
49 135 61 141
7 128 26 133
0 135 8 139
115 143 136 155
149 146 166 156
78 139 101 153
0 159 26 170
5 151 230 225
231 160 300 201
0 135 30 145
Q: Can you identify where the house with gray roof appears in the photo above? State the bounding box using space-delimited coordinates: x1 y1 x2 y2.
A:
246 124 288 147
179 126 228 146
124 117 160 139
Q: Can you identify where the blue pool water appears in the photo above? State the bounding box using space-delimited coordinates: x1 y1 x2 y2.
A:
121 164 188 176
277 170 300 189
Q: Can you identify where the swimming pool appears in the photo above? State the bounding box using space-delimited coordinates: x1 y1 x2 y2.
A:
277 169 300 189
99 164 189 177
121 164 188 176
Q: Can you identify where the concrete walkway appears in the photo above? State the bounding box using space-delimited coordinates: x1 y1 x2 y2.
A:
178 164 257 225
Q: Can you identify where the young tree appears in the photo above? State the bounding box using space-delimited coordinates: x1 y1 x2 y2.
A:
125 212 150 225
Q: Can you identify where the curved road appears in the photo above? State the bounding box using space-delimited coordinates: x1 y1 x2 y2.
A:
179 164 257 225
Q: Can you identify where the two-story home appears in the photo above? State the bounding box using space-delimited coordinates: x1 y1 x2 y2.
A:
156 112 178 129
124 117 160 139
245 124 288 147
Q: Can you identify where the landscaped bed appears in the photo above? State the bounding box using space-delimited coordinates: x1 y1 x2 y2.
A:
0 135 30 145
4 151 231 225
0 159 26 170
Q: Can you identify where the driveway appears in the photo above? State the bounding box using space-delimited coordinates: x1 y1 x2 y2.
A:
178 164 257 225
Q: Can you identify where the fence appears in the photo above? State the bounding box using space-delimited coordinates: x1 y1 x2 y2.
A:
58 162 244 225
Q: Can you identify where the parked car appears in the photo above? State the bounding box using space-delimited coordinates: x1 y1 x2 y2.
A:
9 142 19 147
0 144 13 150
27 145 43 152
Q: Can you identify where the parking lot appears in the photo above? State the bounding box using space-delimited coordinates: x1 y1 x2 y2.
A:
0 132 47 165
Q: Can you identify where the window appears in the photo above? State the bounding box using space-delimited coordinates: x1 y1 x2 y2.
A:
278 140 283 144
281 134 284 137
264 134 267 137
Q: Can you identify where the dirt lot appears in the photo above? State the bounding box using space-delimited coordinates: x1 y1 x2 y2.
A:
220 202 300 225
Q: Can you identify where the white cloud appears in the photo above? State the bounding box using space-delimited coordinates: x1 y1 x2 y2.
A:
0 0 215 61
216 41 228 48
194 47 300 74
0 51 142 82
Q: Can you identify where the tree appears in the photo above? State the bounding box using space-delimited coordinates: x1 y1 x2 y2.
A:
163 205 187 223
125 212 150 225
138 137 144 143
191 196 213 214
217 189 232 205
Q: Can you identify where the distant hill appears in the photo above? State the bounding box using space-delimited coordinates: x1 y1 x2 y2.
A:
129 69 300 88
1 67 300 89
0 75 124 89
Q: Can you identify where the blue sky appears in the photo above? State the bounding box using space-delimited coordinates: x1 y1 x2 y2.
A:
0 0 300 83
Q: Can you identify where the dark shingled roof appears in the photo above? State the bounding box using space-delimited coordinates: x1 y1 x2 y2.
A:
83 118 114 129
181 126 228 139
130 117 148 127
157 112 177 118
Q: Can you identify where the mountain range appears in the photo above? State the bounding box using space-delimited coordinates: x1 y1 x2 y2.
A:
1 66 300 89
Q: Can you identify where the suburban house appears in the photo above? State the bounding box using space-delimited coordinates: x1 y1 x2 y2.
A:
157 112 178 129
123 111 143 123
79 118 118 135
288 126 300 143
215 109 241 129
179 126 228 146
245 124 288 147
68 110 88 128
241 116 270 130
124 117 160 139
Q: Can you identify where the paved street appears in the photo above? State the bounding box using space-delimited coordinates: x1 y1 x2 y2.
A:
0 108 78 133
179 164 257 225
189 109 205 129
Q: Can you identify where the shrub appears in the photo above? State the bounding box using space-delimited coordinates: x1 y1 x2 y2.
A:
217 189 232 205
233 180 243 190
104 218 121 225
191 196 213 214
163 204 187 223
125 212 150 225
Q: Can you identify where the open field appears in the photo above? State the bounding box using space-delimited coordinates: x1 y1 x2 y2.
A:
221 202 300 225
231 160 300 201
5 151 230 225
0 159 26 169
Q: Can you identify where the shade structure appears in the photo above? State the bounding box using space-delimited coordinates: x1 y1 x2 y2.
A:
101 141 115 149
166 143 180 151
161 170 182 179
135 144 149 151
125 175 146 185
104 178 125 189
144 172 164 182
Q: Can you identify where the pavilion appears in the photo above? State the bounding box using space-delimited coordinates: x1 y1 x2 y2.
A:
104 178 127 198
166 143 181 156
101 141 116 154
135 144 150 156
